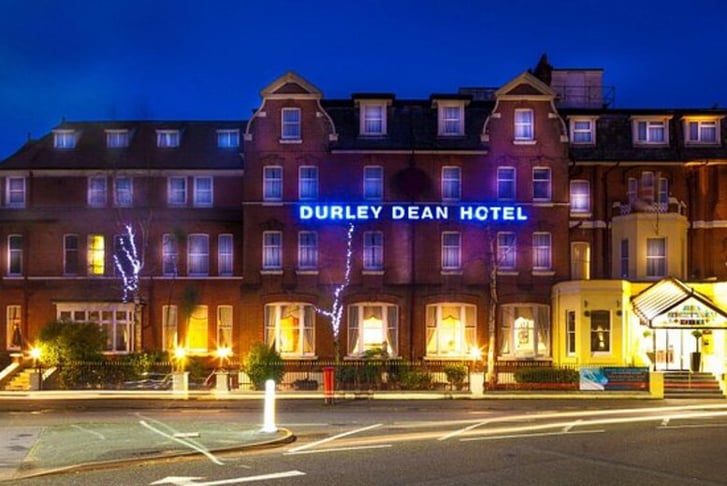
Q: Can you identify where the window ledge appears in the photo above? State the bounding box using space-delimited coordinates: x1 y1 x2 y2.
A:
513 140 537 145
569 212 592 218
260 270 283 275
423 356 471 361
496 270 518 276
440 270 463 276
296 270 319 275
281 355 318 361
279 139 302 144
532 270 556 277
533 201 554 207
262 201 284 206
362 270 384 275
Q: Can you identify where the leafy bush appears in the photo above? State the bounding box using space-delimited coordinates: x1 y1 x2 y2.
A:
443 363 468 389
39 320 106 365
399 368 433 390
514 366 579 384
243 343 284 390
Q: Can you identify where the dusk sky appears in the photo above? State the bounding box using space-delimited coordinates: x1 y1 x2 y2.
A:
1 0 725 159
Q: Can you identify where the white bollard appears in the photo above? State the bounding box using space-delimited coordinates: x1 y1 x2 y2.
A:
261 379 277 433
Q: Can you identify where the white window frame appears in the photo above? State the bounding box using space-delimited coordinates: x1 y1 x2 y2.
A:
186 305 209 353
7 234 22 276
514 109 534 141
363 166 383 200
297 231 318 270
348 303 399 357
499 304 551 358
162 305 178 351
167 177 187 206
590 310 611 354
646 237 666 278
497 232 516 270
438 102 464 136
193 176 213 207
570 180 591 214
216 129 240 148
162 233 179 276
569 117 596 144
497 167 516 201
532 167 551 202
156 129 180 148
640 171 655 202
53 130 76 149
57 303 135 354
360 103 387 136
684 119 719 145
441 232 461 271
105 129 129 148
532 232 552 271
627 177 638 204
570 241 591 280
566 310 576 356
263 166 283 202
632 117 670 145
425 303 476 357
113 176 133 207
217 305 233 348
187 234 210 276
281 108 301 141
218 234 233 276
298 166 318 200
5 176 26 208
264 303 315 357
262 231 282 270
64 234 79 275
441 166 461 201
6 305 22 350
87 176 107 207
363 231 384 271
87 234 105 276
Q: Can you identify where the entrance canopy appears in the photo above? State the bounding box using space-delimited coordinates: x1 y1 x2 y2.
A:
631 278 727 328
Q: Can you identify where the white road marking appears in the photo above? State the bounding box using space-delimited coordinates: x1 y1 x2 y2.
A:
661 417 670 427
140 420 223 465
461 429 605 442
562 420 582 433
438 420 490 441
285 444 393 455
287 423 382 454
71 424 106 440
150 470 305 485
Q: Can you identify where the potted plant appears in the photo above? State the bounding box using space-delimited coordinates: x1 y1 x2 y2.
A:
690 330 703 372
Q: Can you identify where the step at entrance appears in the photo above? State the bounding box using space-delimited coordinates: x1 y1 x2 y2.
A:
664 371 725 399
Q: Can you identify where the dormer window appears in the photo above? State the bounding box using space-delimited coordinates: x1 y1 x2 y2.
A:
362 104 386 135
569 117 597 145
632 116 671 145
217 129 240 148
281 108 301 141
437 102 465 136
53 130 77 149
106 129 129 148
514 109 534 142
683 117 720 145
156 130 180 148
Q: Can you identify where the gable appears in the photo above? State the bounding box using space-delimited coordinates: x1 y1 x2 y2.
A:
260 71 322 99
495 71 556 99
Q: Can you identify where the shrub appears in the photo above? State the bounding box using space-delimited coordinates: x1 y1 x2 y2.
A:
243 343 284 390
399 368 433 390
443 363 468 389
514 366 579 384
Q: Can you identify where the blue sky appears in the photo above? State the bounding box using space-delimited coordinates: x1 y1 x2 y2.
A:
1 0 725 159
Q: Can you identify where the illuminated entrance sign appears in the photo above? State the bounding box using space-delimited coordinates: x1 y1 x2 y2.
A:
298 204 528 222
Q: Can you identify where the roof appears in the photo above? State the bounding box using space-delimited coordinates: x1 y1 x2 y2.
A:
631 278 727 326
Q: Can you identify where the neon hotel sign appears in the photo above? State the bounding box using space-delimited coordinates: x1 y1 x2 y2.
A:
298 204 528 222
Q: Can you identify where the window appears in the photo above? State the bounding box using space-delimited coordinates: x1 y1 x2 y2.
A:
514 109 534 141
298 166 318 200
193 177 213 207
441 166 461 201
566 310 576 356
497 232 516 269
361 103 386 135
570 118 595 144
217 129 240 148
87 234 105 275
187 234 209 276
263 166 283 201
162 305 178 351
571 242 591 280
263 231 282 270
590 310 611 353
5 177 26 208
217 305 233 348
297 231 318 270
570 180 590 214
167 177 187 206
497 167 516 200
218 234 233 276
425 303 476 357
657 176 669 210
87 176 107 207
264 303 315 356
685 119 718 144
156 130 180 148
281 108 301 140
441 232 461 271
438 103 464 136
532 167 551 201
627 177 638 204
646 237 666 278
532 232 551 271
113 177 133 207
633 118 668 145
363 231 383 271
186 305 208 353
162 234 178 276
499 304 550 358
640 172 654 202
57 303 134 353
363 166 383 200
7 235 22 276
620 239 629 278
53 130 76 149
6 305 22 350
106 130 129 148
348 303 398 356
64 235 79 275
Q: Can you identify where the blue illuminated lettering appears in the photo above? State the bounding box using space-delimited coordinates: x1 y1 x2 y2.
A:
298 203 526 222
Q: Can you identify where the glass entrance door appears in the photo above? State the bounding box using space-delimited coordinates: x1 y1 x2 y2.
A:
654 329 698 371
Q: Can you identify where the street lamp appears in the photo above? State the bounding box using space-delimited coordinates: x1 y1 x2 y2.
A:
173 347 187 373
215 346 233 392
216 346 232 370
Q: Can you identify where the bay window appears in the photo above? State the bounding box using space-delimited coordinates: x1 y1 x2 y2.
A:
265 303 315 357
499 304 550 358
348 303 398 356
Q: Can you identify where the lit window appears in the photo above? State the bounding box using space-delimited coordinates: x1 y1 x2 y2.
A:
532 232 551 271
88 176 107 207
7 235 22 276
162 234 178 276
570 180 590 214
298 231 318 270
87 234 105 276
6 176 26 208
620 239 629 278
497 167 516 200
566 310 576 356
186 305 208 353
263 166 283 201
6 305 22 350
441 232 461 271
532 167 551 201
438 104 464 136
590 310 611 353
299 166 318 200
217 305 233 348
497 232 516 269
281 108 301 140
156 130 180 148
64 235 79 275
187 234 209 276
53 130 76 149
363 231 383 270
218 234 233 276
633 118 669 145
646 237 666 278
425 303 476 357
685 120 718 144
106 130 129 148
217 129 240 148
570 118 595 144
56 303 134 353
263 231 282 270
441 166 461 201
162 305 178 351
363 166 383 200
514 109 534 141
167 177 187 206
361 104 386 135
570 242 591 280
114 177 133 207
348 303 398 356
499 304 550 358
193 176 213 207
264 303 315 357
